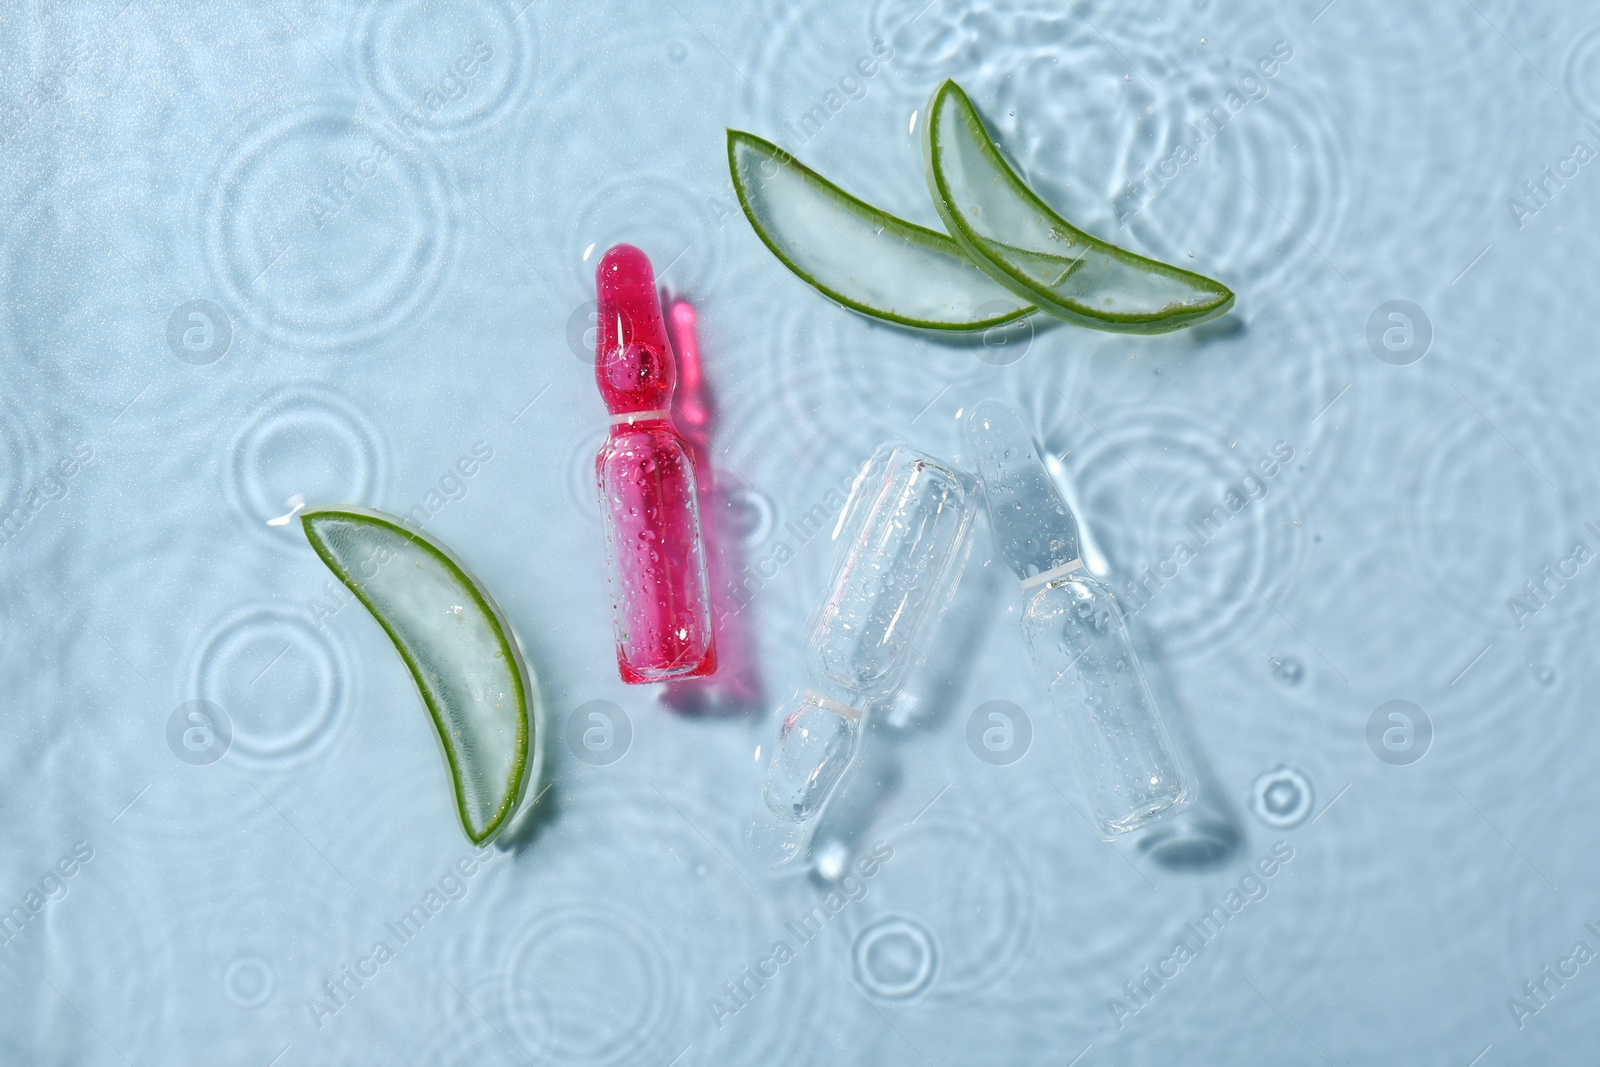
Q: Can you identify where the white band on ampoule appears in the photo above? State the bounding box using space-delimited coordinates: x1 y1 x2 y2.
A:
806 689 865 721
608 408 672 426
1019 558 1084 591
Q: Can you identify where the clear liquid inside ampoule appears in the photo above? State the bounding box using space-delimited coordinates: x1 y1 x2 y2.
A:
807 451 975 704
1024 572 1191 836
763 695 859 822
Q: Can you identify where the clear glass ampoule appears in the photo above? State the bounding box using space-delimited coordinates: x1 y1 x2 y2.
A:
747 444 979 870
966 400 1192 838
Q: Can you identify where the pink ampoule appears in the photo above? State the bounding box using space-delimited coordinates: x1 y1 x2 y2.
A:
594 244 717 684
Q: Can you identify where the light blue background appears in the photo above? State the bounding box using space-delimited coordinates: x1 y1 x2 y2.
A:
2 0 1597 1063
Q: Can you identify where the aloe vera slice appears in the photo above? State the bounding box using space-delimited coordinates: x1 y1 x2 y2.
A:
923 81 1235 333
728 129 1033 331
302 507 536 845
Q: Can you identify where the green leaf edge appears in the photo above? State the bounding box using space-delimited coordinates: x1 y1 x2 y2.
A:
301 505 534 846
923 80 1236 335
727 128 1035 332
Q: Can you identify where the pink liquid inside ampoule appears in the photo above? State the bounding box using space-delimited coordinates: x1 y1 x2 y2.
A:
594 244 717 684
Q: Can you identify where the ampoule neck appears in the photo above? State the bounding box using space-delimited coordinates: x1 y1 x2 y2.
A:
606 409 675 434
800 687 865 722
965 401 1085 584
1019 557 1087 594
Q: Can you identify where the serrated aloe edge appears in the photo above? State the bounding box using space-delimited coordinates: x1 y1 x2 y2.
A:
922 79 1235 334
301 507 538 846
727 128 1034 331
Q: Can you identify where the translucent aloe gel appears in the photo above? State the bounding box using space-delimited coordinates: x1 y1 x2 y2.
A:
966 401 1192 837
747 444 979 870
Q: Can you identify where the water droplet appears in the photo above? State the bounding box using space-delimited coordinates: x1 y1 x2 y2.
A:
1251 767 1313 828
853 917 937 1000
722 485 775 547
1269 656 1304 685
224 956 276 1008
815 841 849 881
